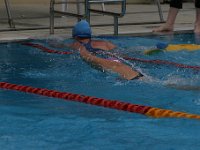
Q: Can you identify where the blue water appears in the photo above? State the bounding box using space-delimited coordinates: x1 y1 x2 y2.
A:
1 33 200 149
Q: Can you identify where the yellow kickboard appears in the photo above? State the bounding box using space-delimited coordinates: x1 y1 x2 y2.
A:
166 44 200 51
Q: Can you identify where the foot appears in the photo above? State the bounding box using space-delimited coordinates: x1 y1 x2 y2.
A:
194 23 200 34
152 24 174 32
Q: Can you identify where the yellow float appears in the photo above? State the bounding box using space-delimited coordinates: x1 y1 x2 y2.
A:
144 42 200 55
166 44 200 51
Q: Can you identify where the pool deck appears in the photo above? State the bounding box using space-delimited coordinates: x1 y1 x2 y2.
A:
0 2 196 42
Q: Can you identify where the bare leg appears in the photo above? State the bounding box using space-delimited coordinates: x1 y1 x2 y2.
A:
153 7 179 32
194 8 200 33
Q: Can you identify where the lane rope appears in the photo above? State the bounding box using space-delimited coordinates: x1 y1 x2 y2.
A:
22 42 73 54
22 42 200 71
1 82 200 120
123 56 200 70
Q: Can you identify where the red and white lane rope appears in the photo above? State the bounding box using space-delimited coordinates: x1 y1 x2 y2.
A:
1 82 200 120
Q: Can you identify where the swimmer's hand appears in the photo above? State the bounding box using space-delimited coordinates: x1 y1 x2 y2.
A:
130 72 144 80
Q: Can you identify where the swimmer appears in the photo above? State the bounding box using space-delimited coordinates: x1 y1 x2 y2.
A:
69 20 143 80
48 22 200 91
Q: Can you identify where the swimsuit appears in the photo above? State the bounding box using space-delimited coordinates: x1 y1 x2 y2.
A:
78 40 121 62
78 40 102 53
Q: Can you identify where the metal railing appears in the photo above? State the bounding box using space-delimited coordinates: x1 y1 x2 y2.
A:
50 0 164 35
86 0 126 35
50 0 127 35
4 0 15 28
155 0 164 22
2 0 164 34
50 0 85 34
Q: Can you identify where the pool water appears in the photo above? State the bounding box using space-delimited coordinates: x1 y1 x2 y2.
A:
1 33 200 149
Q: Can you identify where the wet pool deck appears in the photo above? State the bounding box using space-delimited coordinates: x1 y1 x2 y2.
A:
0 2 196 42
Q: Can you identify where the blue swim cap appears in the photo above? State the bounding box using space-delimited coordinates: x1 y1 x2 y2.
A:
72 20 92 38
156 42 168 49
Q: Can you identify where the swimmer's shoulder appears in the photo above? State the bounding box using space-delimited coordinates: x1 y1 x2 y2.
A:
68 41 83 50
91 40 116 50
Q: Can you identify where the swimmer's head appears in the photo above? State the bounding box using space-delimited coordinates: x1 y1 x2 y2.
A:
72 20 92 38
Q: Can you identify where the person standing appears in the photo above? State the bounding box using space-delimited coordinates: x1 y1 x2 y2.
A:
153 0 200 33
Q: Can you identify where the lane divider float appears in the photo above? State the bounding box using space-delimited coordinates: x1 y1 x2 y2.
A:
123 56 200 70
144 42 200 55
1 82 200 120
22 42 73 54
22 42 200 71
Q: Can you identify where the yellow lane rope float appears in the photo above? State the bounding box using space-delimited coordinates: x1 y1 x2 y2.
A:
146 107 200 119
166 44 200 51
144 42 200 55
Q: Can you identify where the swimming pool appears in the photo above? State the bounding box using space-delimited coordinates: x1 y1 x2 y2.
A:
1 33 200 149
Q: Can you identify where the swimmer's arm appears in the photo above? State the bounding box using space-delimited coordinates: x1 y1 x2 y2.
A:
79 46 102 64
79 46 141 80
106 42 117 50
